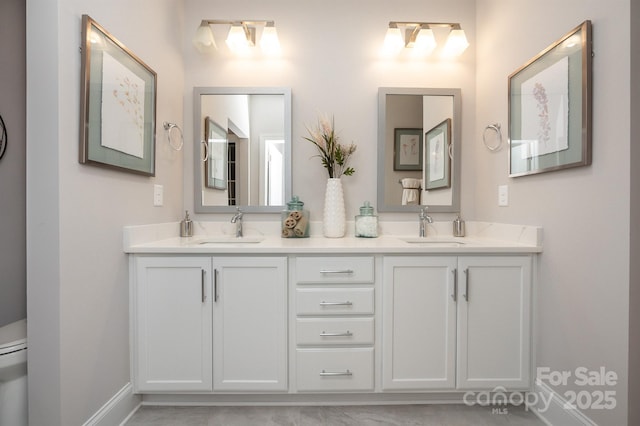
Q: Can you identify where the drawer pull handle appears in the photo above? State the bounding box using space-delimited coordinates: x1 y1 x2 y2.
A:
320 369 353 377
319 269 354 274
319 301 353 306
319 331 353 337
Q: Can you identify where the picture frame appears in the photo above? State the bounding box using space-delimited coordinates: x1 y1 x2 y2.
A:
508 20 592 177
204 117 228 190
393 128 423 171
79 15 157 176
424 118 452 190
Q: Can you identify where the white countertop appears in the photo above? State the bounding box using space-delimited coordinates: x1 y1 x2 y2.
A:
123 221 543 255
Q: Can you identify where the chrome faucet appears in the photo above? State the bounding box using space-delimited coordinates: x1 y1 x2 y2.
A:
230 207 244 238
419 207 433 238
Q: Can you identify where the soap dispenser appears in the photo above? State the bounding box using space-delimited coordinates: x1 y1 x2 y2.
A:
355 201 378 238
453 215 465 237
180 210 193 237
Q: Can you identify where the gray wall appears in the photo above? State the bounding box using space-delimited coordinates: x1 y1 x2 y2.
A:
629 1 640 424
26 0 186 424
476 1 631 425
0 0 26 327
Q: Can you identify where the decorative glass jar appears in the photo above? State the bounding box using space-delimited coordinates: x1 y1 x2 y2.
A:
355 201 378 238
281 196 310 238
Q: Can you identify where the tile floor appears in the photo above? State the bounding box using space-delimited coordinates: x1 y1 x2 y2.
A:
125 404 546 425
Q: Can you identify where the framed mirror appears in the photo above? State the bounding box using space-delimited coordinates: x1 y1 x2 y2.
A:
377 87 462 213
194 87 292 213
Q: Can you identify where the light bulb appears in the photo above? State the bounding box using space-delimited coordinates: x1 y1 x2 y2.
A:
443 29 469 56
382 27 404 56
193 22 216 53
260 26 281 55
412 28 437 57
226 25 250 53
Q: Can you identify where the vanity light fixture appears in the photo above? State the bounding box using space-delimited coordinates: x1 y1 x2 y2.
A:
383 22 469 57
193 19 280 55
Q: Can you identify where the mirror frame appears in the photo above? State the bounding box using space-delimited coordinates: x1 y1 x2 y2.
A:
377 87 462 213
193 87 292 213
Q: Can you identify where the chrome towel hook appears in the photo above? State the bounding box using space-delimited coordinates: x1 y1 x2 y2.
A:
163 121 184 151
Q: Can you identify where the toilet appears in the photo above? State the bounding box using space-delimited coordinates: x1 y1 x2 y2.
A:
0 319 27 426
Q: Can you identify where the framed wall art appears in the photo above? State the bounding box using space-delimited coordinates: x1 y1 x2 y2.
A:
204 117 228 190
79 15 157 176
394 128 423 171
424 118 451 190
508 20 592 177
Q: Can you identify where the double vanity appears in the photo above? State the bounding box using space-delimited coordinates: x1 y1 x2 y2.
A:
124 220 542 404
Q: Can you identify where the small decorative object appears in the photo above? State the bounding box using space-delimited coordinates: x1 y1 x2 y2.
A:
180 210 193 237
281 196 310 238
425 119 452 190
304 115 356 238
394 128 423 171
453 215 465 237
508 20 592 177
79 15 157 176
355 201 378 238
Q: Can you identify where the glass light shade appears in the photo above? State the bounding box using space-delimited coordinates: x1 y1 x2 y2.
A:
193 23 217 53
413 28 437 56
260 26 281 55
443 29 469 56
382 27 404 55
226 25 250 52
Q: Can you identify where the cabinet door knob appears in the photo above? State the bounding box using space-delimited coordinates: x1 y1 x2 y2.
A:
463 268 469 302
319 301 353 306
320 369 353 377
319 331 353 337
451 269 458 302
319 269 354 275
201 269 206 303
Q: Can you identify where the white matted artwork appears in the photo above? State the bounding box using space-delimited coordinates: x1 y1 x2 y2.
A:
100 51 145 158
519 56 569 159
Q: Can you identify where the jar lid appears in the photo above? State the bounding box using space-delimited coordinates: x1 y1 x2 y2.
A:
359 201 375 216
287 195 304 210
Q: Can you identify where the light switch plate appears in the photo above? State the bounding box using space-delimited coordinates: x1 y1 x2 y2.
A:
153 184 163 206
498 184 509 206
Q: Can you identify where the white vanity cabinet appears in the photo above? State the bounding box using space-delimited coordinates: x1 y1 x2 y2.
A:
132 256 213 392
293 256 376 392
211 256 288 391
382 255 532 391
382 256 457 390
456 256 531 390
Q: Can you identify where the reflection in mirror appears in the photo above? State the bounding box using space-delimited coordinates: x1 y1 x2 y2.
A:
194 87 292 213
377 88 461 213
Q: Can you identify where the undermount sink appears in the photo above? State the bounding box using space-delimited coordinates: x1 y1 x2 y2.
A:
197 236 265 244
398 237 466 247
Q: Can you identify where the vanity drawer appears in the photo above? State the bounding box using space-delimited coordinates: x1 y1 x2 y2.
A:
295 256 374 284
296 288 374 316
296 317 374 346
296 348 374 391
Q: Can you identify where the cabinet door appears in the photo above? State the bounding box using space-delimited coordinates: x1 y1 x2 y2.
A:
456 256 531 390
133 257 212 392
212 257 288 391
382 256 457 390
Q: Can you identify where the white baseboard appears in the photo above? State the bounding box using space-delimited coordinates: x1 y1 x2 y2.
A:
530 381 597 426
82 383 141 426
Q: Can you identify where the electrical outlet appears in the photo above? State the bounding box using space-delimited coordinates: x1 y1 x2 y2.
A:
498 185 509 206
153 184 163 206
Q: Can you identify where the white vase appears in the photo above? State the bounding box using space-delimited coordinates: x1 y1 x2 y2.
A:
323 178 346 238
